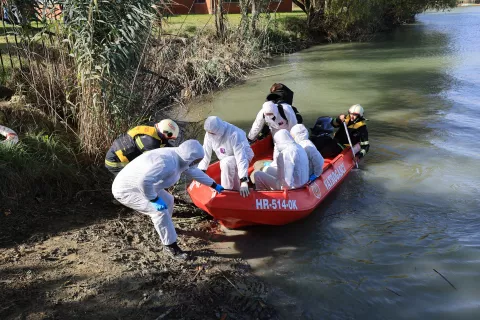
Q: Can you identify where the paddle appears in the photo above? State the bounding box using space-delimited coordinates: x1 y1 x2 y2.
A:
343 121 359 169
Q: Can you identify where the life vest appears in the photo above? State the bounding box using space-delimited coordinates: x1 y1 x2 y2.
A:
345 114 367 130
336 115 367 147
111 126 163 163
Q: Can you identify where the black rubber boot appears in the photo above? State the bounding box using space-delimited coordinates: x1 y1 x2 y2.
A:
164 242 189 261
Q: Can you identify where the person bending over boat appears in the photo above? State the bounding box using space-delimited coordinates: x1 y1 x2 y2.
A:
309 116 344 159
198 116 254 198
290 124 325 183
112 140 224 261
331 104 370 159
254 129 309 191
105 119 180 177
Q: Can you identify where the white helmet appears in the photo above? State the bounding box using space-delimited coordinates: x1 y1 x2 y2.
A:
156 119 180 140
348 104 364 117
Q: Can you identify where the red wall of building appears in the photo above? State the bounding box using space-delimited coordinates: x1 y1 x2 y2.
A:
27 1 293 19
171 0 292 14
170 1 210 14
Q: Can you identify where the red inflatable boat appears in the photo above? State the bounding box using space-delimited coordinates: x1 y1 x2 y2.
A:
187 135 359 229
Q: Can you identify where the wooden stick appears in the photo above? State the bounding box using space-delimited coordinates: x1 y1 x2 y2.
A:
433 269 457 290
385 287 401 296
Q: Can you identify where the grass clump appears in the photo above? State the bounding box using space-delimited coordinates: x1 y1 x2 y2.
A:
0 132 89 211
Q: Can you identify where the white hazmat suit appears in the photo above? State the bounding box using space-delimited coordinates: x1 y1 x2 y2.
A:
254 129 309 190
248 101 298 141
198 116 254 192
290 124 325 177
112 140 215 245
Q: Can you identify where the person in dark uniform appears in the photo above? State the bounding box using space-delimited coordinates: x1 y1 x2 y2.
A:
331 104 370 159
105 119 180 176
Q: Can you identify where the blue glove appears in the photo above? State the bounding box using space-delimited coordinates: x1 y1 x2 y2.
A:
263 161 272 167
309 174 318 183
151 197 167 211
213 183 224 193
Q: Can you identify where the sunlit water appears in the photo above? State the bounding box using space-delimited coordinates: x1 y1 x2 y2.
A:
195 7 480 319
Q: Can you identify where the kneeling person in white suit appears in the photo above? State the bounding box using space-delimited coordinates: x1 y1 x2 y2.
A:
290 124 325 183
112 140 224 260
198 116 254 198
254 129 309 191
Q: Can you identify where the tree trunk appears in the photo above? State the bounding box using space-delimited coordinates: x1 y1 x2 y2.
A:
250 0 259 32
239 0 250 35
307 0 326 27
215 0 225 39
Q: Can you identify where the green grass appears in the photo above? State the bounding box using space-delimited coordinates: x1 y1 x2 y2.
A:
0 32 23 73
0 132 88 209
163 12 306 35
0 20 66 84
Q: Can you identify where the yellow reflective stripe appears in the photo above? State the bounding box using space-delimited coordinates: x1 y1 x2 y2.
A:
344 115 366 129
105 159 127 168
360 141 369 145
115 150 129 163
348 121 366 130
360 149 367 155
135 136 145 152
127 126 161 140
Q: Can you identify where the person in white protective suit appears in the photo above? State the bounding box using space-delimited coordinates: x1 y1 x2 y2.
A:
254 129 309 190
290 124 325 183
247 100 298 142
198 116 254 197
112 140 224 260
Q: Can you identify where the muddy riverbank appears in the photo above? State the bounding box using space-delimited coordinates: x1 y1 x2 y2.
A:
0 193 278 320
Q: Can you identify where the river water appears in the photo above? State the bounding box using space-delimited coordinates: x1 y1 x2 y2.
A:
198 7 480 319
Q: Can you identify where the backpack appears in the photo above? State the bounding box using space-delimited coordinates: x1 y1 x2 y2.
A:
277 104 303 124
311 116 334 136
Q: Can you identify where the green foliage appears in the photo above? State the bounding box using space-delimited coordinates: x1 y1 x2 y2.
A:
59 0 158 157
292 0 457 39
62 0 155 80
326 0 457 26
0 132 87 209
4 0 41 25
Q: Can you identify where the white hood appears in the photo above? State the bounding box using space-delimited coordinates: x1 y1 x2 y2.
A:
176 139 205 166
248 101 298 141
262 101 284 129
274 129 295 152
204 116 227 138
290 124 309 144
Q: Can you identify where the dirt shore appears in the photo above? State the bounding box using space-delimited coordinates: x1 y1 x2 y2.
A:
0 193 278 320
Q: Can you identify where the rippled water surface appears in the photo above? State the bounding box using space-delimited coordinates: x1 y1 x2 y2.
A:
198 7 480 319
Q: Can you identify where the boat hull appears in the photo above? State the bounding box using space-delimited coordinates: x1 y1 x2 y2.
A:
188 135 358 229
